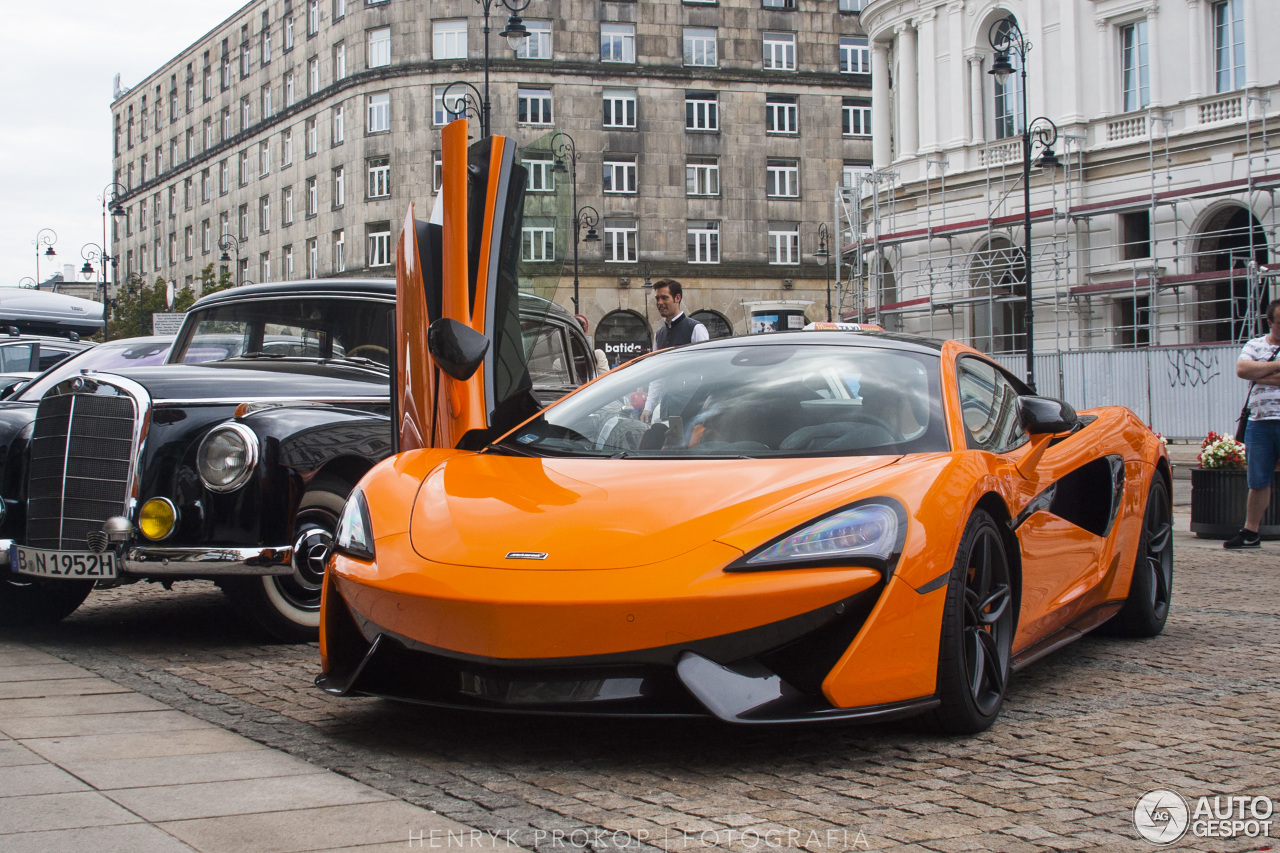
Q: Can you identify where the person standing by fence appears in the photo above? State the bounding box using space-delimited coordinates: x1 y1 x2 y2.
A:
1225 298 1280 549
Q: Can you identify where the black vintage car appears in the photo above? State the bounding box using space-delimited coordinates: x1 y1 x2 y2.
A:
0 279 594 640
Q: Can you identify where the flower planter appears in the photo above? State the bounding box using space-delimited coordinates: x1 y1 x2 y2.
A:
1190 468 1280 539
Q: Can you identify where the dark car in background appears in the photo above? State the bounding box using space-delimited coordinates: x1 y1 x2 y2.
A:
0 280 593 640
0 331 94 394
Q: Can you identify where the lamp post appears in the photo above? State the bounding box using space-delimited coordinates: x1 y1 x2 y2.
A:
217 234 245 285
99 182 126 333
440 0 531 138
33 228 57 285
814 223 832 321
79 243 113 341
988 15 1060 391
17 277 36 289
550 131 600 314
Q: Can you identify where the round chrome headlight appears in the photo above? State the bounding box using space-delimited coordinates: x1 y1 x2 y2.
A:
196 423 259 493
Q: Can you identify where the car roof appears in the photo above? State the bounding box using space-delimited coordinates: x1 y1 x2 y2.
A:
693 329 947 356
189 279 396 310
0 331 93 348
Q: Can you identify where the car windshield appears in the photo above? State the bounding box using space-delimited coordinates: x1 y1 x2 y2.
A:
15 337 174 402
171 297 393 368
499 341 948 458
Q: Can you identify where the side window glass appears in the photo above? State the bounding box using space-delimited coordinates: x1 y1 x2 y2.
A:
568 331 592 384
36 347 72 371
957 357 1025 453
0 343 35 372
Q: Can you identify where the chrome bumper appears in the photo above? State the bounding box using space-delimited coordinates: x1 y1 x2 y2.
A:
124 545 294 576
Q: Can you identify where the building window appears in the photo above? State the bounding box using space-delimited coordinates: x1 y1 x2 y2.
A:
238 150 250 186
993 47 1022 139
767 159 799 197
1114 295 1152 347
183 177 193 209
687 221 720 264
516 21 552 59
238 203 249 240
839 0 868 10
334 42 347 81
763 32 796 71
140 154 149 184
241 96 252 129
202 117 213 150
1214 0 1245 92
604 220 637 263
240 27 252 78
260 252 271 282
602 89 637 128
522 222 556 261
221 42 231 90
518 88 553 124
184 225 194 260
762 0 796 8
285 15 295 51
219 159 229 194
842 162 870 192
766 95 798 134
308 0 319 37
368 26 391 67
524 159 554 192
260 195 271 233
434 20 467 59
307 238 318 277
259 141 271 176
333 103 345 144
367 92 390 133
686 157 719 196
686 92 718 131
367 157 390 197
262 16 273 64
683 28 717 67
432 86 467 125
201 168 211 202
368 225 392 267
842 100 871 136
306 176 318 216
286 72 296 106
201 219 211 254
1121 211 1152 260
334 229 346 272
284 245 294 279
169 232 178 266
308 56 320 95
333 166 345 208
282 129 293 167
220 108 231 141
433 152 443 193
334 0 346 20
306 117 318 155
840 36 869 73
768 223 800 264
167 186 177 218
1120 20 1150 112
601 23 635 63
602 158 637 194
283 186 295 224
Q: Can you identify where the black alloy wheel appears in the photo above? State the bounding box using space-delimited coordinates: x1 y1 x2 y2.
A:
1108 476 1173 638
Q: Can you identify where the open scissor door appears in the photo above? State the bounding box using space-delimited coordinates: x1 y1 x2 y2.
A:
394 120 536 451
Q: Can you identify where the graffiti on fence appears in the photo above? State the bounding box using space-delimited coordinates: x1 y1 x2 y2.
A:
1166 349 1221 387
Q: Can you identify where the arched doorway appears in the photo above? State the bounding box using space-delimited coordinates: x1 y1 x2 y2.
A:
595 309 651 367
690 309 733 339
969 236 1026 355
1194 205 1270 342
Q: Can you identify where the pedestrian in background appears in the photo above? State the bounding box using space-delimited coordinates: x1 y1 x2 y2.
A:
1225 298 1280 548
641 279 708 424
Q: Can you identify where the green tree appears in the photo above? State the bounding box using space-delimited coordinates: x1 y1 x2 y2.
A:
107 275 203 339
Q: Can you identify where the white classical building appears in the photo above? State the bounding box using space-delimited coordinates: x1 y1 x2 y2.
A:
846 0 1279 359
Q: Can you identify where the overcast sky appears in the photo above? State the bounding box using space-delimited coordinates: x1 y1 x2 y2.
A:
0 0 249 290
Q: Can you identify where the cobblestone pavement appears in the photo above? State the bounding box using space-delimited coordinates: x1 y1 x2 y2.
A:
5 504 1278 853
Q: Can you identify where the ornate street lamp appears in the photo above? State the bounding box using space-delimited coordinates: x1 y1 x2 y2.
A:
33 228 57 285
218 234 246 285
814 223 832 322
439 0 531 138
989 15 1060 391
550 131 598 314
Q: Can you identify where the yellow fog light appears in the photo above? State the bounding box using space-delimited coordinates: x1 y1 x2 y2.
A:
139 498 178 541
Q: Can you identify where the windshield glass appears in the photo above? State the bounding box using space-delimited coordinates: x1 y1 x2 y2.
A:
16 337 173 402
500 341 947 458
172 297 393 367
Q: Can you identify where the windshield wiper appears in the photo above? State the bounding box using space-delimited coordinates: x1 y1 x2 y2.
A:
236 351 286 359
322 355 386 369
485 442 538 457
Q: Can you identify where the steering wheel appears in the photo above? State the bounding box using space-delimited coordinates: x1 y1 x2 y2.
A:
847 412 905 444
347 344 390 360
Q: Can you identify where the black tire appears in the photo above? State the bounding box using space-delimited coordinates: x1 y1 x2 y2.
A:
930 509 1015 735
223 485 345 642
0 571 93 625
1107 476 1173 638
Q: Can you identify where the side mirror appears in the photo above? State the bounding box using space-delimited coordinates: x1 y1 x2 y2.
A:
427 318 490 381
1016 395 1077 435
0 380 26 400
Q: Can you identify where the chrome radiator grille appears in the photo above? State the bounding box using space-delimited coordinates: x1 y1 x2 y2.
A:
27 391 138 549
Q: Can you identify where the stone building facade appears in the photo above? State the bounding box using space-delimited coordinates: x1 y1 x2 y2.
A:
109 0 875 340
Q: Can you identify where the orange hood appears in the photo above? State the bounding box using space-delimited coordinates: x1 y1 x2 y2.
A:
409 454 900 570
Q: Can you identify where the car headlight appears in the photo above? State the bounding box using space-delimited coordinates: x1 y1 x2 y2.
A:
334 489 375 561
196 423 259 493
726 499 907 574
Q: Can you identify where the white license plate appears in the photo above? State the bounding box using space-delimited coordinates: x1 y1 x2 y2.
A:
11 546 117 580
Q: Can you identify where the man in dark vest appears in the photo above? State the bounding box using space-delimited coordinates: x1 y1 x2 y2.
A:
641 279 708 423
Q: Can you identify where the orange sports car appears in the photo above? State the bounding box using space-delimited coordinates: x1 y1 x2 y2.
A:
317 125 1172 732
